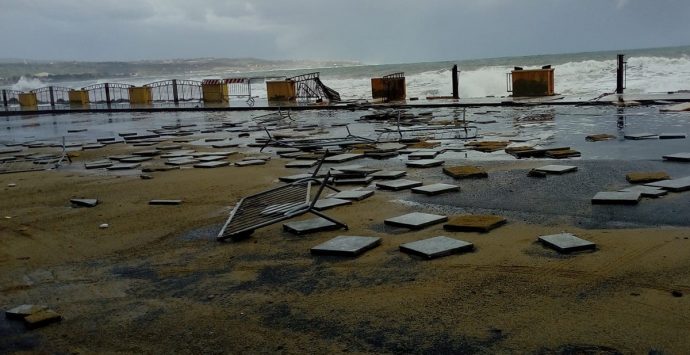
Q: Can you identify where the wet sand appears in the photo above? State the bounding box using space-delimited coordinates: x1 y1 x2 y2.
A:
1 142 690 353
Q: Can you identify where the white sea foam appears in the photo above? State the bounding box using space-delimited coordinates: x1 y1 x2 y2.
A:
11 76 46 91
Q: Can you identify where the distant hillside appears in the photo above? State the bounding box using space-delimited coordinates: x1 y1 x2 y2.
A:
0 58 361 85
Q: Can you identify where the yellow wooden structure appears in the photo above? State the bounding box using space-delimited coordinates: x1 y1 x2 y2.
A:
68 90 90 105
511 68 555 97
17 93 38 107
128 86 153 104
202 82 229 103
266 80 296 101
371 76 406 101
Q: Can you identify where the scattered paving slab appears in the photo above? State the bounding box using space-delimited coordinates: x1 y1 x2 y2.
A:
335 166 381 175
106 163 140 170
156 144 183 151
279 173 314 183
624 133 658 140
591 191 642 205
400 236 474 259
619 185 668 197
196 156 226 162
310 236 381 256
324 153 364 163
444 215 507 233
443 166 488 179
538 233 596 253
235 159 267 167
82 143 105 150
212 142 239 148
149 199 183 205
585 134 616 142
384 212 448 229
334 176 374 185
625 171 669 183
376 179 423 191
23 309 62 329
133 149 161 157
545 149 581 159
329 189 374 201
194 161 230 168
286 160 318 168
408 150 441 160
70 198 98 208
313 198 352 211
662 153 690 162
0 147 24 154
365 151 399 159
283 217 341 235
5 305 47 320
534 165 578 174
84 160 113 169
646 176 690 192
165 158 199 166
411 183 460 196
370 170 407 179
119 156 153 163
406 159 444 168
659 133 687 139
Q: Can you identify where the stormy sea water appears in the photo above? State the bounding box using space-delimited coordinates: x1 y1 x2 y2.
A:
8 45 690 100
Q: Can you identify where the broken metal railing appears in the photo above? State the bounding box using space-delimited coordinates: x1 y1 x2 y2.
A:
376 109 479 141
288 72 341 102
260 124 377 152
0 137 69 174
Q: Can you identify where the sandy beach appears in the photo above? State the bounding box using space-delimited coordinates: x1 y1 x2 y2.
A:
1 138 689 354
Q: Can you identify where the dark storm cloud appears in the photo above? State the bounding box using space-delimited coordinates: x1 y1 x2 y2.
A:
0 0 688 62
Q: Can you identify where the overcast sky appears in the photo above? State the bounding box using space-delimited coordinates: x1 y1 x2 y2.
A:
0 0 688 64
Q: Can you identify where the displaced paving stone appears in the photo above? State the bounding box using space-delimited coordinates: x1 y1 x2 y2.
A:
619 185 668 197
408 150 442 160
0 147 24 154
212 142 239 148
156 144 183 151
384 212 448 229
591 191 642 205
400 236 474 259
133 149 161 157
311 236 381 256
313 198 352 211
625 171 670 183
279 173 314 183
165 158 199 166
82 143 105 150
283 217 340 235
365 151 399 159
645 176 690 192
334 166 381 175
527 169 547 178
585 134 616 142
329 189 374 201
466 140 510 152
119 156 153 163
194 161 230 168
534 165 578 174
370 170 407 179
659 133 687 139
375 179 423 191
324 153 364 163
23 309 62 329
411 183 460 196
333 176 374 185
5 305 47 320
149 199 183 205
140 174 153 180
235 159 267 167
196 156 226 162
407 141 441 149
286 160 318 168
624 133 658 140
444 215 507 233
545 149 581 159
106 163 141 170
662 152 690 162
538 233 596 253
406 159 444 168
70 198 98 208
443 166 488 179
84 160 113 169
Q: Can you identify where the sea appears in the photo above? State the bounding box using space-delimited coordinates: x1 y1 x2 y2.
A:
8 45 690 100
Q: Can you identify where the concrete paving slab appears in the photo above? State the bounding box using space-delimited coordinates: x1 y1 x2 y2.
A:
659 133 687 139
235 159 266 167
645 176 690 191
538 233 596 253
375 179 423 191
119 156 153 163
400 236 474 259
310 236 381 256
625 171 670 183
314 198 352 211
194 161 231 168
370 170 407 179
591 191 642 204
334 176 374 185
165 158 199 166
149 199 183 205
212 142 239 148
619 185 668 197
70 198 98 207
411 183 460 196
84 160 113 169
82 143 105 150
443 166 488 179
624 133 658 140
279 173 314 183
662 152 690 162
406 159 444 168
156 144 183 151
5 304 47 319
444 215 507 233
23 309 62 329
329 189 374 201
324 153 364 163
197 156 226 162
385 212 448 229
408 150 441 160
534 165 578 174
133 149 161 156
106 163 140 170
286 160 318 168
283 217 340 235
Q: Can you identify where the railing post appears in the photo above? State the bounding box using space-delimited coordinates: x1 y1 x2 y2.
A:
452 65 459 99
49 86 55 107
104 83 111 107
2 90 7 107
172 79 179 104
616 54 625 95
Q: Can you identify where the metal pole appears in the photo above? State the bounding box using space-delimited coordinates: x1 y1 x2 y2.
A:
2 90 7 107
616 54 625 94
104 83 111 107
172 79 179 104
452 65 459 99
49 86 55 107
